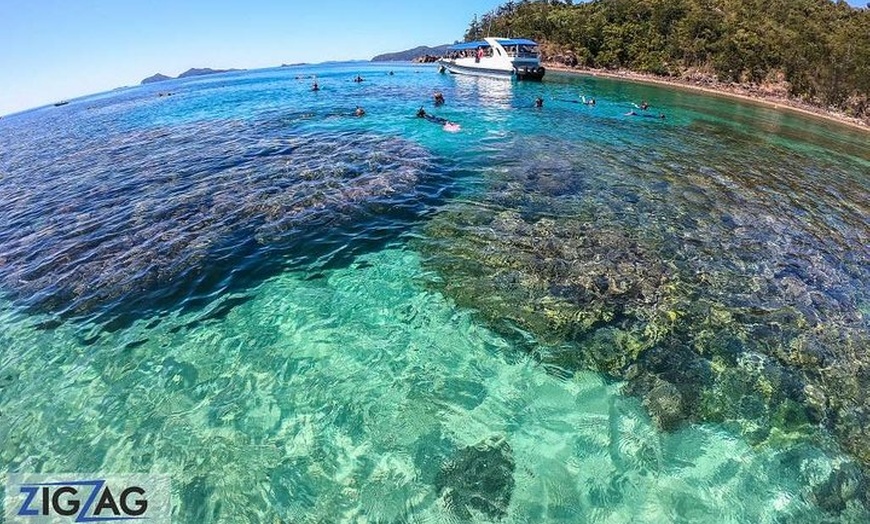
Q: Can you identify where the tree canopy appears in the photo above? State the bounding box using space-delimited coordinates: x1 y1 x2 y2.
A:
465 0 869 119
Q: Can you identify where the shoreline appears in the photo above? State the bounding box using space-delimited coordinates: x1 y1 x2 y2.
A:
544 63 870 133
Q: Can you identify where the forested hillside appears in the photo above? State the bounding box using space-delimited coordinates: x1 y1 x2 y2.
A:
465 0 869 119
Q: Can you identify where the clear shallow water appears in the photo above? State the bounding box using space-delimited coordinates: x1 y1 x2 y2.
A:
0 62 868 522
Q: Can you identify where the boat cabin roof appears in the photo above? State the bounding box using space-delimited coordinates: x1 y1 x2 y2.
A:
447 38 539 51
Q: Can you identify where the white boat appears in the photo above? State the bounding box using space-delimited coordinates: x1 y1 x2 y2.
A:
438 38 545 81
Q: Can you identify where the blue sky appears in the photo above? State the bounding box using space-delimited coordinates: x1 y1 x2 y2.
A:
0 0 502 115
0 0 866 116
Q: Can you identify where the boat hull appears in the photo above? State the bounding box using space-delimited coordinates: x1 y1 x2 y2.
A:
439 61 545 81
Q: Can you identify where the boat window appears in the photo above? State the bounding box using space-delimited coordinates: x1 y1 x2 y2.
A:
496 48 502 56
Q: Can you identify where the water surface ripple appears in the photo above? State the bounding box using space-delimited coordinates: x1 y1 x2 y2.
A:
0 111 446 327
0 63 868 522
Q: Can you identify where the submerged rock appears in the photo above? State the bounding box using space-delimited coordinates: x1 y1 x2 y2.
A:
811 462 869 515
435 436 516 520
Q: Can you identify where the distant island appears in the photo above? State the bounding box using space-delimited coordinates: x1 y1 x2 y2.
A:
371 44 452 63
140 67 243 85
141 73 173 84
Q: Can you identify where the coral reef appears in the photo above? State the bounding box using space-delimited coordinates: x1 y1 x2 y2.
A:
0 121 438 324
417 134 870 509
435 436 516 520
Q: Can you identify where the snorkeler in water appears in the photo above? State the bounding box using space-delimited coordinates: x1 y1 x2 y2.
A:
433 91 445 106
416 107 461 131
535 96 543 108
312 81 320 91
581 95 596 105
354 106 366 117
625 110 666 119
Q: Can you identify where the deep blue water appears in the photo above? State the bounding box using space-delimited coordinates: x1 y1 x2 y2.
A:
0 62 868 522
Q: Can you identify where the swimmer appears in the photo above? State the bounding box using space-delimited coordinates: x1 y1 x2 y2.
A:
354 106 366 117
433 91 445 106
625 110 666 119
632 100 650 110
312 81 320 91
354 75 364 83
535 96 544 108
416 107 460 131
581 95 596 105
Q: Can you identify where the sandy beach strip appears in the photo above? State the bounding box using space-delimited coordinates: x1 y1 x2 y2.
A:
545 63 869 133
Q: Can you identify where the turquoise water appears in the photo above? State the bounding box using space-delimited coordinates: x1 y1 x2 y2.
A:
0 62 868 522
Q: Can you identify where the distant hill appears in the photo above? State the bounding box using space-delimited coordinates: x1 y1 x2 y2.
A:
371 44 451 62
141 73 172 85
177 67 241 78
140 68 243 85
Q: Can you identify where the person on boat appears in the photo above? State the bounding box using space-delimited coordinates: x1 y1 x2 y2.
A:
433 92 445 106
354 106 366 117
535 96 544 108
476 47 484 63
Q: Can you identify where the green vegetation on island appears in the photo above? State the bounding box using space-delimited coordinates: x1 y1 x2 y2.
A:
371 44 452 62
464 0 870 120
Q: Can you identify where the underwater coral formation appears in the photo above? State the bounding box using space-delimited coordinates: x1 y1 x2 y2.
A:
435 436 516 520
417 134 870 514
0 120 438 325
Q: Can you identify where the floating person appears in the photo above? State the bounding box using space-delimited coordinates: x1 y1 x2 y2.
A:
353 75 364 83
581 95 596 106
416 107 461 132
312 81 320 91
535 96 544 108
632 100 650 110
389 71 394 76
625 110 666 119
433 91 445 106
354 106 366 117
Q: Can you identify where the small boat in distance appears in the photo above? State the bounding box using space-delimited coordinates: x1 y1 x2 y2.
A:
438 38 545 81
53 100 69 107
